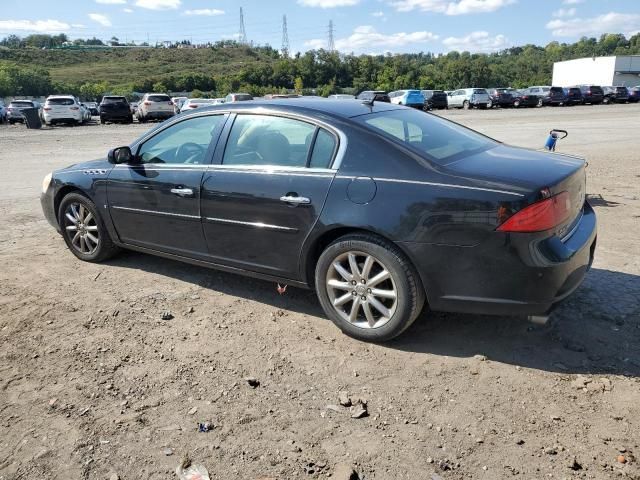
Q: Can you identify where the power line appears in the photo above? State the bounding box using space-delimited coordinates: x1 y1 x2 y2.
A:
238 7 248 45
281 15 289 57
328 20 335 52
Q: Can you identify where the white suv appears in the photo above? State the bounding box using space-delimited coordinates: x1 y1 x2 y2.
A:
136 93 175 123
43 95 85 125
447 88 490 109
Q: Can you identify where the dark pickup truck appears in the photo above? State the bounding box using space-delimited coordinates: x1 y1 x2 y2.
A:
99 96 133 124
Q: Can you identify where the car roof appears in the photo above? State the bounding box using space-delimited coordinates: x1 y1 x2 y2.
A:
192 98 404 119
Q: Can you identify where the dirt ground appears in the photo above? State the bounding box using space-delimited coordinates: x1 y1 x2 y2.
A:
1 104 639 480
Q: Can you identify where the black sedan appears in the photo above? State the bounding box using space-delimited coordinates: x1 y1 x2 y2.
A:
487 88 514 108
509 89 539 108
41 99 596 342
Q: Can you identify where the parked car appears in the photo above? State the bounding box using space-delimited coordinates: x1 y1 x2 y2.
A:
447 88 490 109
562 87 583 106
628 86 640 103
136 93 174 123
509 89 539 108
85 102 99 116
130 101 139 114
328 94 355 100
0 101 6 123
523 86 564 106
80 104 92 123
421 90 448 110
180 98 219 113
224 93 253 103
602 86 629 104
388 89 425 109
99 96 133 124
6 100 38 124
487 88 514 108
577 85 604 105
40 99 597 342
42 95 85 126
356 91 391 103
171 96 188 114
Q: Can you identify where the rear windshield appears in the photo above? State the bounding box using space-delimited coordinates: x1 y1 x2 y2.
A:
569 88 581 93
102 96 127 104
10 101 34 107
550 87 564 93
589 86 603 94
616 87 628 93
495 89 509 93
357 109 496 166
47 98 75 106
473 89 487 94
147 95 171 102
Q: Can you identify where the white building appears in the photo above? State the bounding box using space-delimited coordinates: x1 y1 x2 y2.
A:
552 55 640 87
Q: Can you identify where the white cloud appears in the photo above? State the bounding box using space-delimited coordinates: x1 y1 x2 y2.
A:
371 10 385 16
298 0 359 7
95 0 126 4
123 8 134 12
390 0 514 15
184 8 225 16
306 25 438 52
0 19 71 32
563 0 583 4
552 7 576 18
546 12 640 37
71 24 87 29
305 38 327 49
442 31 510 52
88 13 112 27
134 0 181 10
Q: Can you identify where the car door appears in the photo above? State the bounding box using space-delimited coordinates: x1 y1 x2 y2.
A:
107 113 227 258
200 113 339 279
449 90 461 107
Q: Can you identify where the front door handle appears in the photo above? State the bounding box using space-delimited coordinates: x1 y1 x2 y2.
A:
170 187 194 197
280 195 311 205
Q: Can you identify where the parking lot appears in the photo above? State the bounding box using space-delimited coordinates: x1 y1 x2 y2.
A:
0 104 639 480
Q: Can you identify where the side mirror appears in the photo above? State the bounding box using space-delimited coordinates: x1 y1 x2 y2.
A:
108 146 134 164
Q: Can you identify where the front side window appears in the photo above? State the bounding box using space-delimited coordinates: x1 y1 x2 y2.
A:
357 109 497 166
223 114 317 168
137 115 225 164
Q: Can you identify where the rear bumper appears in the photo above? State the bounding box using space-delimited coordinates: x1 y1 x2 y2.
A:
44 113 82 122
143 111 174 119
400 202 597 316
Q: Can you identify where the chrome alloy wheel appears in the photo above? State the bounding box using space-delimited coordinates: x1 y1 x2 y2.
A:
63 202 100 254
326 251 398 329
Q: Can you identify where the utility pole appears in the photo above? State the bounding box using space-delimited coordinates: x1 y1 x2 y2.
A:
238 7 247 45
328 20 335 52
281 15 289 57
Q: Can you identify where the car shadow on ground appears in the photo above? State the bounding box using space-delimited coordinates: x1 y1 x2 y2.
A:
107 252 640 377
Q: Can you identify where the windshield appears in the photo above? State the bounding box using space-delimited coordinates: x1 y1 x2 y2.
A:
47 98 75 106
357 109 497 166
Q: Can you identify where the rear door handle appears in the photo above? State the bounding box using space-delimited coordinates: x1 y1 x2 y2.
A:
170 187 193 197
280 195 311 205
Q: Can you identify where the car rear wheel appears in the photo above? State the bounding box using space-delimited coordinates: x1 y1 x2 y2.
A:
537 98 543 107
462 100 470 110
315 234 425 342
58 193 120 263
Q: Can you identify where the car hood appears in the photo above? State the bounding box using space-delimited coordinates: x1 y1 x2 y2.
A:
443 144 585 191
59 158 112 173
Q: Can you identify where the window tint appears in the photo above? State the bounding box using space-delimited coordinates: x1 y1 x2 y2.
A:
137 115 224 165
147 95 170 102
48 98 75 106
473 89 487 94
358 109 496 166
310 129 337 169
223 115 316 167
11 102 33 108
102 96 127 104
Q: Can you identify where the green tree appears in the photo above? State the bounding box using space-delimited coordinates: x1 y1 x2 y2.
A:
294 76 304 94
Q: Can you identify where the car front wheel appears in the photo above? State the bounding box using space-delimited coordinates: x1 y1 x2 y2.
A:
58 193 120 263
315 234 425 342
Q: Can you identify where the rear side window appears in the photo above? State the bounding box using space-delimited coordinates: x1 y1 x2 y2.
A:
148 95 170 102
223 114 316 168
473 89 487 94
358 109 496 165
309 129 337 169
48 98 75 106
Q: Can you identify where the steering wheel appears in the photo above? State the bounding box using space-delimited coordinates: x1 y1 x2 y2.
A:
175 142 205 164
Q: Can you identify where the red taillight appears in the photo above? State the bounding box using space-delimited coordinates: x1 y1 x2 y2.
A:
144 101 151 105
43 107 52 111
497 192 571 233
189 104 198 108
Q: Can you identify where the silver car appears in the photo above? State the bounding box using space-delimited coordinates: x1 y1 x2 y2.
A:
447 88 490 109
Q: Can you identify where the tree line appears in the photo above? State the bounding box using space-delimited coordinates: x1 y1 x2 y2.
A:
1 33 639 100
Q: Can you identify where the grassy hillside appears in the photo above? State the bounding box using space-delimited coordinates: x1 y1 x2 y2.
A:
0 45 277 87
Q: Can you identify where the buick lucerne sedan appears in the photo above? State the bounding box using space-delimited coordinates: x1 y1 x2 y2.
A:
41 99 596 342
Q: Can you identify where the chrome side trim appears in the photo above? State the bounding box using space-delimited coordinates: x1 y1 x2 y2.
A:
111 205 200 219
114 164 208 170
204 216 298 232
207 165 335 178
365 177 525 197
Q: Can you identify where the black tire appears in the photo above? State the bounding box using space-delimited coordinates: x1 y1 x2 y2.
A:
315 234 425 342
100 116 106 124
58 192 120 263
9 119 15 125
128 115 134 123
462 100 470 110
537 98 543 107
513 100 520 108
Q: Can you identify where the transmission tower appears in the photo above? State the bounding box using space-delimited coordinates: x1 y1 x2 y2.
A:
281 15 290 57
238 7 247 45
328 20 335 52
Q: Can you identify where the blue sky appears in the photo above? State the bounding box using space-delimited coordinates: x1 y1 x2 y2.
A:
1 0 639 54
